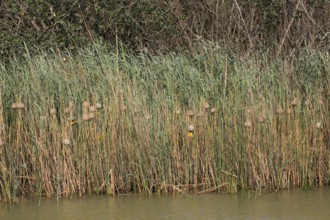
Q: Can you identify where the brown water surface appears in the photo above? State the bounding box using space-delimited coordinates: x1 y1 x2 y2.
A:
1 188 329 220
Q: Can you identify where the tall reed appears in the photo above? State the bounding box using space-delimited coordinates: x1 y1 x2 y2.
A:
0 44 329 202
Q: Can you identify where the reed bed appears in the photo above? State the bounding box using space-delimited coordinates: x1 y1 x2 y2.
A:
0 44 329 202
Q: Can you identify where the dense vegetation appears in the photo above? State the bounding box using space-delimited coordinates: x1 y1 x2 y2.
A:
0 45 329 202
1 0 329 60
0 1 329 202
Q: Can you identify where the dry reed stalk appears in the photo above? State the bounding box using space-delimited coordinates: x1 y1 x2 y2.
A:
287 108 292 114
0 137 4 146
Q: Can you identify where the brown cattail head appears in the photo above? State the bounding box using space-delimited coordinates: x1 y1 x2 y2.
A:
316 122 322 129
82 114 90 121
50 108 57 116
120 105 127 111
144 114 151 120
188 124 195 131
258 115 266 123
62 138 71 146
89 106 96 113
244 120 252 127
0 137 4 147
82 101 90 108
88 112 95 120
203 101 210 110
291 98 298 107
186 110 194 117
11 102 25 110
96 103 102 109
276 105 284 114
211 107 217 114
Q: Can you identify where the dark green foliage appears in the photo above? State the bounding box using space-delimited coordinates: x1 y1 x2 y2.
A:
0 0 329 61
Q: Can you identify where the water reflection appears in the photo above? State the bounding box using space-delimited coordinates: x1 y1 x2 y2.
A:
1 188 330 220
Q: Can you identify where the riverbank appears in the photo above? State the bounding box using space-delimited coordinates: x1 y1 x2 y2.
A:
0 44 329 202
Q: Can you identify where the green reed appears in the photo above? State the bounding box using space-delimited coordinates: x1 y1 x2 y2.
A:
0 44 329 202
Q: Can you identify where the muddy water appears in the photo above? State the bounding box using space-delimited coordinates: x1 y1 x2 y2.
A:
1 188 330 220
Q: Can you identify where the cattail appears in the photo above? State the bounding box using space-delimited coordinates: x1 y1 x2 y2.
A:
62 138 71 146
82 101 90 108
291 98 298 107
0 137 4 147
89 106 96 113
203 101 210 110
186 110 194 117
144 114 151 120
244 120 252 127
316 122 322 129
120 105 127 111
11 102 25 109
188 124 195 131
50 108 57 116
187 124 194 137
88 112 95 120
82 114 90 121
276 105 284 114
96 103 102 109
258 115 266 123
210 107 217 114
